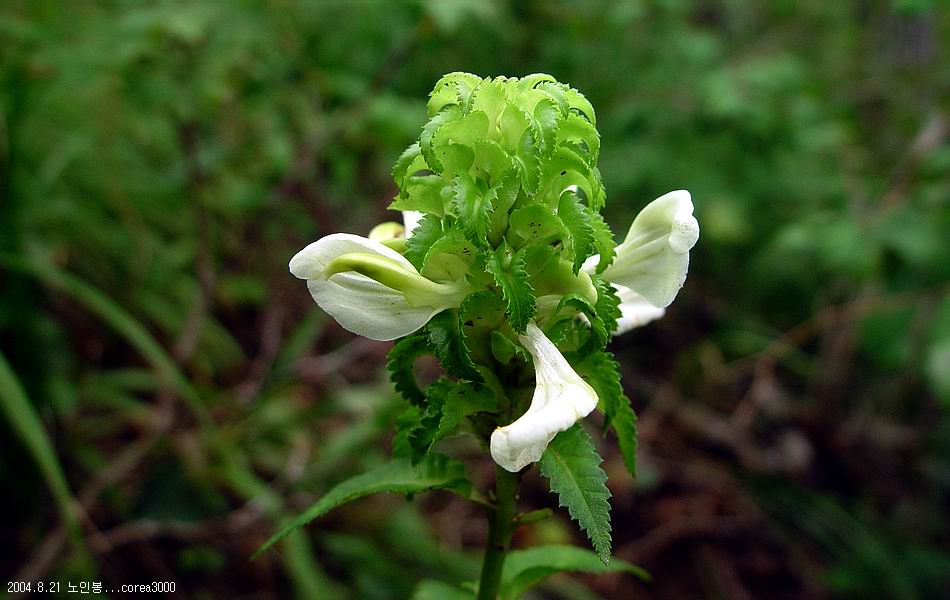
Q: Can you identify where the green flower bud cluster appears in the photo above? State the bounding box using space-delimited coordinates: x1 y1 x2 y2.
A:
390 73 620 362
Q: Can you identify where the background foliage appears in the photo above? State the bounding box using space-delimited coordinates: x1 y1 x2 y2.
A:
1 1 948 598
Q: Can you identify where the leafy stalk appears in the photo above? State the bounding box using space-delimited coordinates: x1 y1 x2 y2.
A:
477 465 520 600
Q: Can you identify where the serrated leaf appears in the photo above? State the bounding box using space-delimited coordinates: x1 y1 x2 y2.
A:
421 105 462 173
507 203 566 250
500 545 648 599
486 244 535 334
253 453 471 558
499 101 532 153
588 210 616 272
594 277 622 336
532 97 560 154
392 142 422 187
473 139 514 185
433 109 490 148
558 113 600 164
410 379 497 463
427 309 482 381
428 71 483 116
390 174 446 216
539 425 612 564
486 171 520 246
408 378 453 463
557 293 607 352
405 214 444 270
471 78 508 128
439 381 496 437
421 228 476 282
450 171 492 245
459 290 508 366
392 405 422 458
573 351 637 477
387 331 431 406
540 146 595 206
558 188 595 274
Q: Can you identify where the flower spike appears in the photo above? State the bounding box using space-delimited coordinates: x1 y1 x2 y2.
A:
490 322 599 472
290 233 469 341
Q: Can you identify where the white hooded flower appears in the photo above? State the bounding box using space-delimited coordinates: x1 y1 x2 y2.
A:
290 233 468 341
601 190 698 309
490 322 599 472
581 190 698 334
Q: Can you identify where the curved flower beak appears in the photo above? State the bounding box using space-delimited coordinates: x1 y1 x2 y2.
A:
613 284 666 335
490 322 599 472
290 233 469 341
602 190 699 308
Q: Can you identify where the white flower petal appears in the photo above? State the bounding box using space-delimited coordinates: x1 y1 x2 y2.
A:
290 233 414 280
490 322 598 472
613 284 666 335
290 233 452 341
603 190 698 308
402 211 424 238
306 276 443 341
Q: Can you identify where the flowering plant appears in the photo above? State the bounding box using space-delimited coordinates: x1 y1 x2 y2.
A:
258 73 698 598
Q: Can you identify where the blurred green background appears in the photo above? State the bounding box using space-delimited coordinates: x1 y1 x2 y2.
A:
1 1 948 598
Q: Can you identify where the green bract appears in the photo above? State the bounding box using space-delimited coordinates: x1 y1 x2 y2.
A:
282 73 699 581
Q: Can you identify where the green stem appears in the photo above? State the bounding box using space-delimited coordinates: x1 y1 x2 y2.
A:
477 465 520 600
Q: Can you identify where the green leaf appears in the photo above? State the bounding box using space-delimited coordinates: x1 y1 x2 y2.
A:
532 97 560 154
411 579 474 600
459 290 508 366
421 104 462 173
573 351 637 477
387 331 431 406
558 188 595 274
507 203 567 250
594 277 622 336
486 171 520 246
432 109 490 149
540 146 596 207
253 453 471 558
0 352 85 550
557 112 600 164
390 174 447 216
450 171 492 245
421 228 476 282
539 425 612 564
427 309 482 381
588 210 616 272
392 142 423 188
471 78 508 128
405 213 444 270
407 378 454 463
473 139 514 186
393 405 423 458
558 293 607 352
499 101 532 153
427 71 482 116
500 545 649 599
409 379 497 463
486 244 536 334
438 381 496 438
